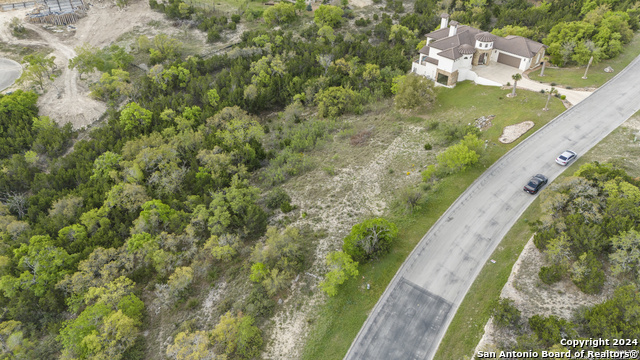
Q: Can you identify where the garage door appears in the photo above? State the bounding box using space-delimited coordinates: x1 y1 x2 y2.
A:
497 52 521 68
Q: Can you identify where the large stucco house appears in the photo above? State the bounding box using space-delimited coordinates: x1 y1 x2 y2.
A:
411 14 546 86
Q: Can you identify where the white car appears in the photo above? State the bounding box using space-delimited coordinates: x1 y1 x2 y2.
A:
555 150 577 166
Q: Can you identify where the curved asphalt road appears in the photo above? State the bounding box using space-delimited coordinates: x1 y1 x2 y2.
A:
345 54 640 360
0 58 22 92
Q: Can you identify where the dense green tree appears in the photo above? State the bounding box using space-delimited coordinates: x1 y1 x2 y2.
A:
167 330 218 360
58 277 143 359
492 298 521 328
69 43 133 78
119 102 153 134
491 25 538 39
211 312 262 359
0 235 71 297
343 218 398 262
0 91 39 158
319 251 359 296
315 86 358 118
263 2 296 26
17 54 57 92
394 73 435 110
313 5 343 28
581 284 640 341
528 315 576 347
571 252 604 294
90 69 133 103
609 229 640 280
149 34 183 64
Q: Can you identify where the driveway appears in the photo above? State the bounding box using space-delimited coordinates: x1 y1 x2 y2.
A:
345 55 640 360
472 62 592 105
0 58 22 92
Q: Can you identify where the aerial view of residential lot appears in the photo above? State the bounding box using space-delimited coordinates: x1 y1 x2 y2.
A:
0 0 639 358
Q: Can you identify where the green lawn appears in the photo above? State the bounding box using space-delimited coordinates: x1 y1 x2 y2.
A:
528 34 640 89
301 82 565 360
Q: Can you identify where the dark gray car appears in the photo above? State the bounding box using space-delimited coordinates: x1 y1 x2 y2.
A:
524 174 548 194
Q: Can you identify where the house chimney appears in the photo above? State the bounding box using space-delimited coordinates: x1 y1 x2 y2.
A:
448 20 458 37
440 13 449 29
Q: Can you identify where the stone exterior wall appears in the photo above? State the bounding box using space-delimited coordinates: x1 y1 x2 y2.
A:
528 47 546 69
437 69 459 86
472 49 491 66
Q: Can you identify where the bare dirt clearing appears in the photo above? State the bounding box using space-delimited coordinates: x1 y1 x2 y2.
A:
475 237 618 354
498 120 534 143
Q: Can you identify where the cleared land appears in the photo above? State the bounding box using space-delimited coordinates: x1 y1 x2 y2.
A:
301 82 566 360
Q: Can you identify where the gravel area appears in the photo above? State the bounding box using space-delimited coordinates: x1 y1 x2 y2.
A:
499 121 534 143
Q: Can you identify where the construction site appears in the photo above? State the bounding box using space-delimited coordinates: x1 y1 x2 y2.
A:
2 0 87 25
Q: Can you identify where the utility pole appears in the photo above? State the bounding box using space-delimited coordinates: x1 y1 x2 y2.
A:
582 56 593 79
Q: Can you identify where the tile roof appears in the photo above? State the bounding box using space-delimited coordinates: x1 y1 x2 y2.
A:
425 56 439 65
429 27 481 59
437 48 461 60
494 35 545 58
424 24 544 62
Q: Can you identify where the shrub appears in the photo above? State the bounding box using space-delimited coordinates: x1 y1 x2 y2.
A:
343 218 398 262
244 285 275 319
398 187 422 213
426 120 439 131
394 73 436 110
207 29 222 43
550 82 557 86
265 187 292 209
323 165 336 176
492 298 521 328
355 17 371 26
539 265 562 284
571 252 604 294
231 14 241 23
280 201 294 213
350 128 373 146
438 123 479 144
262 149 314 186
528 315 575 347
560 95 566 100
424 143 432 150
316 86 359 118
533 227 557 250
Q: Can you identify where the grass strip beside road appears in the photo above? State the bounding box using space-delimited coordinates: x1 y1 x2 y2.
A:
528 34 640 89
